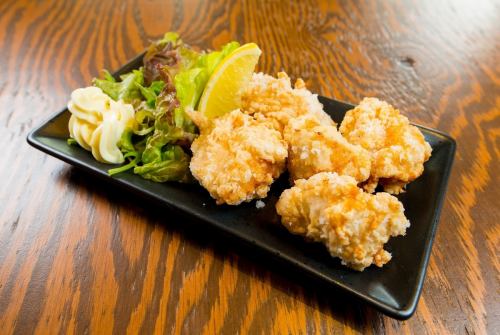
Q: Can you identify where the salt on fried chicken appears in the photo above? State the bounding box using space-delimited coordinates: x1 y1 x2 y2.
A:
241 72 334 132
340 98 432 194
189 109 288 205
276 172 410 271
284 114 371 183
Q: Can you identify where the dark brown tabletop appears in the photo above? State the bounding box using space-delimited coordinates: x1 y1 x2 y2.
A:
1 0 499 334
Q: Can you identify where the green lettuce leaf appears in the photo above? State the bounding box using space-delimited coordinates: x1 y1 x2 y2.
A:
117 128 136 153
134 145 190 182
161 32 180 45
108 128 141 176
134 104 156 136
102 69 116 82
93 69 144 103
136 80 165 108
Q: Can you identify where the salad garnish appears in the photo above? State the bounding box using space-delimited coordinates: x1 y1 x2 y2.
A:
68 32 242 182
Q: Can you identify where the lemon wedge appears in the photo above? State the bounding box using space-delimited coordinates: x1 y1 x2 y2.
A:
198 43 261 119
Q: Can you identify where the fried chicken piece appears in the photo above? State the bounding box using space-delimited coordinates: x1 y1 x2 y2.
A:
241 72 334 133
189 109 287 205
340 98 432 194
284 115 371 182
276 172 410 271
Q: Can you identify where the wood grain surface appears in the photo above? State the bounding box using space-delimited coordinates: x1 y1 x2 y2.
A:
1 0 499 334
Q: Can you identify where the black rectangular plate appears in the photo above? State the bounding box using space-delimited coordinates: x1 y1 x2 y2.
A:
27 53 456 319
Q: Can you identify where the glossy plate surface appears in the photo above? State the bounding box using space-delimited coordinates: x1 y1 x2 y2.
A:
27 54 456 319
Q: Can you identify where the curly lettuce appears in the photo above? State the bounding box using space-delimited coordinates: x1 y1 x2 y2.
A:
134 145 190 182
93 69 144 104
143 32 183 86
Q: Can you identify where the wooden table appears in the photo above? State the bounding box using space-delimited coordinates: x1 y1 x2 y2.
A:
1 0 498 333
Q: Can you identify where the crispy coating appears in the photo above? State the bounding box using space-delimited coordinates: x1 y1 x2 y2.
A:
276 172 410 271
340 98 432 194
190 109 287 205
284 115 371 182
241 72 334 132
